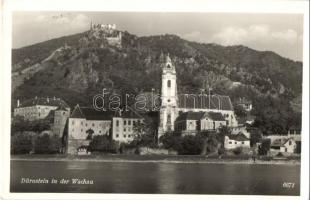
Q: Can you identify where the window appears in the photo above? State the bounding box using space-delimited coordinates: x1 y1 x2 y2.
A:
128 120 131 125
133 121 136 126
289 141 292 145
235 142 237 144
92 123 95 127
167 80 171 88
124 120 127 125
128 127 131 132
167 64 171 68
116 134 119 138
63 112 65 115
242 142 244 144
72 120 75 125
116 120 119 127
81 121 83 125
229 142 232 144
124 134 127 138
99 130 101 133
124 128 126 132
81 129 83 132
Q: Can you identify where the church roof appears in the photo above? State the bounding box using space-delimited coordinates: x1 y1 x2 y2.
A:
178 94 233 111
176 111 225 121
19 97 69 108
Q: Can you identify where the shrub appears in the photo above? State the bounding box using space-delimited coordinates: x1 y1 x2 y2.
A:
11 133 33 154
88 135 117 153
34 133 62 154
179 135 203 155
258 139 271 155
233 147 243 155
160 133 205 155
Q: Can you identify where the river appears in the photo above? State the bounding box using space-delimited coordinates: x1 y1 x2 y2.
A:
10 160 300 195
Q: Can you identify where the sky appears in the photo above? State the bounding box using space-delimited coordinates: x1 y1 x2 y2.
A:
12 12 304 61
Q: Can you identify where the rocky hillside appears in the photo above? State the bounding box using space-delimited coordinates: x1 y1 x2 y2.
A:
12 29 303 112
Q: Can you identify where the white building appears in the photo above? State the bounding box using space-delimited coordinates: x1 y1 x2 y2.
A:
224 133 250 150
236 98 253 112
112 108 144 143
67 105 143 154
175 111 227 134
270 137 297 154
14 97 70 121
158 54 238 138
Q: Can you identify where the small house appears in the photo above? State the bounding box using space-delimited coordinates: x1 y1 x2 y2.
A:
224 133 250 150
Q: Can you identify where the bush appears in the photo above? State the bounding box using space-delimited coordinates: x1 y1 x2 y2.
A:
180 135 203 155
258 139 271 155
88 135 117 153
233 147 243 155
11 133 33 154
160 133 204 155
34 134 62 154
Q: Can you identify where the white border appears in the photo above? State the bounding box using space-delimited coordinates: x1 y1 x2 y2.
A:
1 0 309 200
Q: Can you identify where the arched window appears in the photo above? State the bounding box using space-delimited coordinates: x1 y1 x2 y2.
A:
167 80 171 88
167 64 171 68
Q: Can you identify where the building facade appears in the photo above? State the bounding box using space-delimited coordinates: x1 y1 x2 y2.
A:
67 105 143 154
158 54 238 137
224 133 250 150
14 97 70 121
175 111 227 134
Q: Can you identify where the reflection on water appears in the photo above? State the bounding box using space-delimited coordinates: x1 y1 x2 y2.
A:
10 160 300 195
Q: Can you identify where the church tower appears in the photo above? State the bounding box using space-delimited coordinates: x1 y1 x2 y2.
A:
158 54 178 138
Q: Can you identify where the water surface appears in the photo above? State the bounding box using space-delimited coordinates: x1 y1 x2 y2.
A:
10 160 300 195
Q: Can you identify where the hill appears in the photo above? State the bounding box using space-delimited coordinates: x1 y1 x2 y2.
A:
11 28 303 135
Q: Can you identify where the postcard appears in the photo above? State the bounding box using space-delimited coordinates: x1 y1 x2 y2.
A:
1 0 309 200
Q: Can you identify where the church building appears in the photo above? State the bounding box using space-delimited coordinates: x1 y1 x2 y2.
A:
158 54 238 138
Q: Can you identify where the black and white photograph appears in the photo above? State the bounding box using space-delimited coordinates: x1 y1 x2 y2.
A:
1 0 309 199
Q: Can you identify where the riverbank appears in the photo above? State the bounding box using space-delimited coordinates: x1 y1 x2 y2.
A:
11 154 301 165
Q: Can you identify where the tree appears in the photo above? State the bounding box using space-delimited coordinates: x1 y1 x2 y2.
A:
131 118 157 148
217 126 231 144
250 130 262 146
234 104 247 118
88 135 117 153
160 132 183 151
34 133 61 154
258 139 271 155
11 133 33 154
179 135 204 155
86 128 94 140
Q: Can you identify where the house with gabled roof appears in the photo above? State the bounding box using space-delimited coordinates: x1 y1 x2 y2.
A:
66 104 144 154
175 111 227 134
224 132 250 150
270 137 296 154
14 96 70 121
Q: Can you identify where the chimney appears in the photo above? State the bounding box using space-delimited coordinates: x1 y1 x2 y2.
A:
17 99 20 107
